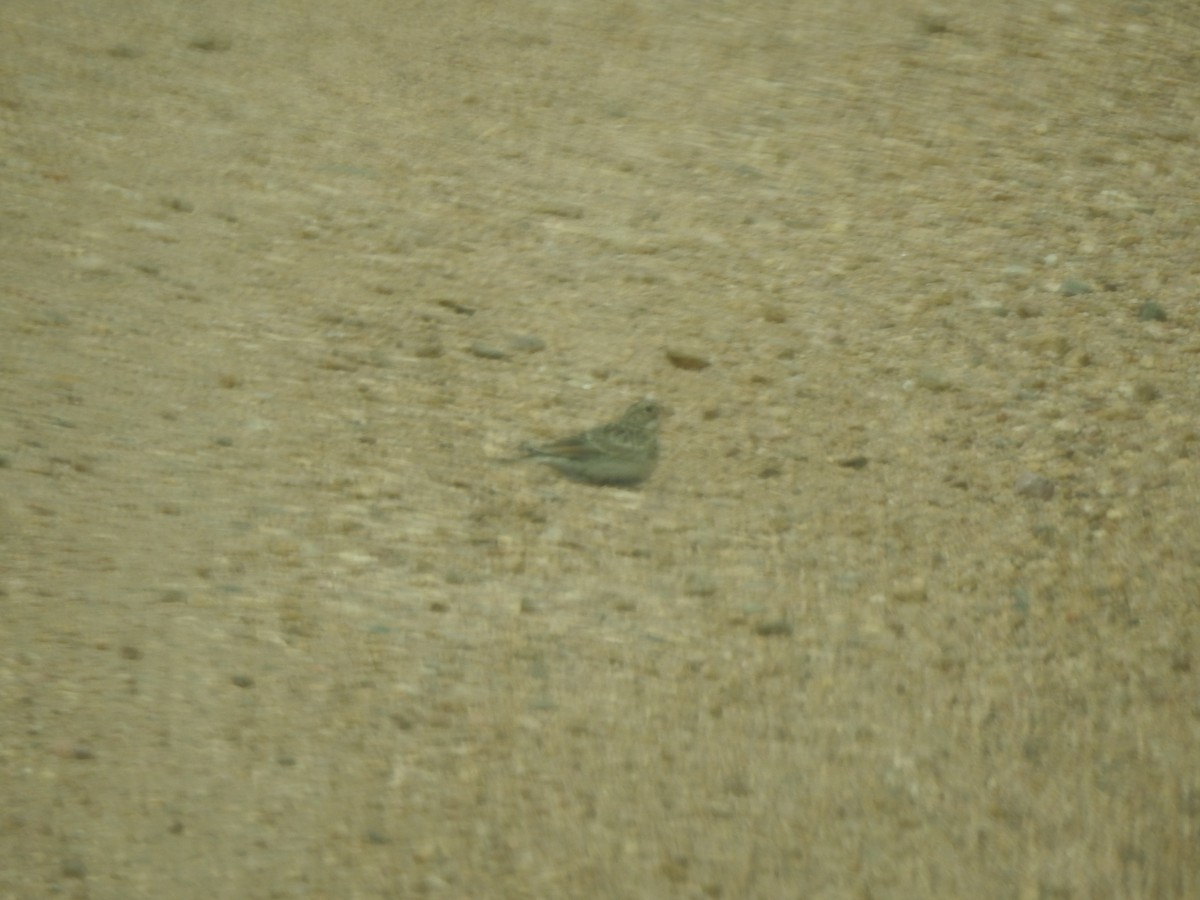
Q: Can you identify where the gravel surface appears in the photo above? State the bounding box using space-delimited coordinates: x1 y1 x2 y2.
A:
3 1 1199 897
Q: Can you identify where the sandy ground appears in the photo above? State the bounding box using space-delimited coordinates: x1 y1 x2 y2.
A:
3 1 1199 897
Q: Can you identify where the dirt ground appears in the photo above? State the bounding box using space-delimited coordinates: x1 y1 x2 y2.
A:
3 1 1199 897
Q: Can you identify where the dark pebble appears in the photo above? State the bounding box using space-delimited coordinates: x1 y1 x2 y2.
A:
163 196 194 213
684 571 718 598
187 34 232 52
469 342 509 360
436 299 476 316
61 858 87 879
231 674 254 688
1138 301 1167 321
413 341 444 359
754 619 794 637
665 348 712 371
1015 472 1055 500
510 334 546 353
1133 382 1160 403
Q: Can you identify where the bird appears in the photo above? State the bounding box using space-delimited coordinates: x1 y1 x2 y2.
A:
515 398 663 486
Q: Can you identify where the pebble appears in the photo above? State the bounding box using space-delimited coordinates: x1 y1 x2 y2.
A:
1015 472 1055 500
1132 381 1160 403
916 368 955 392
509 334 546 353
753 619 793 637
665 348 711 371
1060 278 1092 296
413 340 443 359
684 571 718 598
187 34 232 52
61 858 87 879
891 576 929 603
1138 301 1167 321
469 341 508 360
916 12 951 34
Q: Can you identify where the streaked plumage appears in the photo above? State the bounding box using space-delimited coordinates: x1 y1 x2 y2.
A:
518 398 662 486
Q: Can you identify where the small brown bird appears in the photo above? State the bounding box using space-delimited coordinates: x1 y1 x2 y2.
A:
517 398 663 486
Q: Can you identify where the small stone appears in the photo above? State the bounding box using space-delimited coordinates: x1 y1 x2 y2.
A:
753 619 793 637
231 674 254 689
1015 472 1055 500
684 571 718 598
1060 278 1092 296
436 299 476 316
665 348 711 371
916 12 950 34
61 859 87 879
916 368 955 392
891 576 929 603
519 596 541 614
107 44 143 59
1138 301 1167 321
187 34 232 52
469 342 509 360
534 202 585 219
1133 381 1160 403
1032 523 1058 546
509 334 546 353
